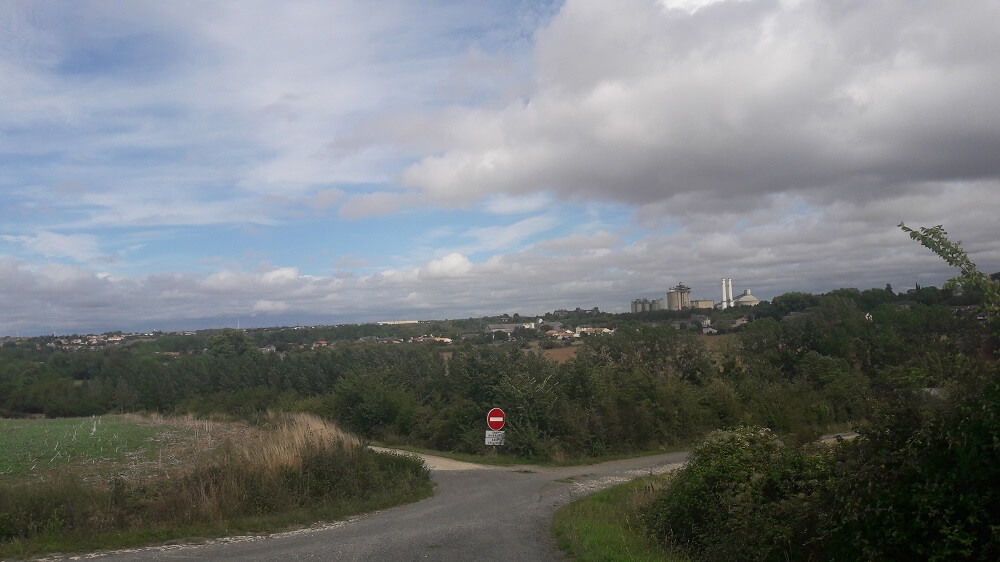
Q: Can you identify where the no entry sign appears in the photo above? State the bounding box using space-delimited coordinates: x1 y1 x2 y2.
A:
487 408 505 431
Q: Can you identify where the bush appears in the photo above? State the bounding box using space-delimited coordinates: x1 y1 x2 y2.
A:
827 365 1000 560
641 363 1000 561
641 426 834 561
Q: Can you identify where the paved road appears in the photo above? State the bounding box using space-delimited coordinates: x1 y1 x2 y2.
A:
50 450 688 562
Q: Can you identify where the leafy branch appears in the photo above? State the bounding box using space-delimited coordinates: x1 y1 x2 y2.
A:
899 223 999 319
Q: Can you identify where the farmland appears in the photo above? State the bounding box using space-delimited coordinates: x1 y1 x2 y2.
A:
0 415 265 486
0 416 180 481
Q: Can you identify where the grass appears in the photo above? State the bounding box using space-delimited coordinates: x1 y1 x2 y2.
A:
0 416 172 480
552 474 687 562
0 414 432 560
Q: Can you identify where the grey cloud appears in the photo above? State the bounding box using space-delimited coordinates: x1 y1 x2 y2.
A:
401 0 1000 215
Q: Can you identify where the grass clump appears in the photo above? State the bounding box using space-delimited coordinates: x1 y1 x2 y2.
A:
553 475 684 562
0 413 431 559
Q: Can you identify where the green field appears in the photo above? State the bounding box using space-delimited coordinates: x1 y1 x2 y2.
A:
0 416 174 480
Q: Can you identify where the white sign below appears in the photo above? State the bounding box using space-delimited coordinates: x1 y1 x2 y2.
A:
485 430 505 446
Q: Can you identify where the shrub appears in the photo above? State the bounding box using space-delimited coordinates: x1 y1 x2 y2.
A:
826 365 1000 560
641 426 834 561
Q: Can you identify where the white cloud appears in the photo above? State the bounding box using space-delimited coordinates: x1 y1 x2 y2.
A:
252 300 290 314
1 231 101 261
459 215 559 254
420 252 474 280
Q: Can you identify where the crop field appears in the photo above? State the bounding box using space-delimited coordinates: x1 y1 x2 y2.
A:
0 415 235 482
0 416 167 480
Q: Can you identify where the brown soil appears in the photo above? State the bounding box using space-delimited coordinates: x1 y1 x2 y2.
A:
94 414 264 484
698 332 736 349
540 345 579 363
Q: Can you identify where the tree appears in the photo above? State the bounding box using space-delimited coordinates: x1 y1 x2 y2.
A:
769 292 820 319
207 330 257 357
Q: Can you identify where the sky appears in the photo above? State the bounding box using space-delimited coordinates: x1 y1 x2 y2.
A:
2 0 999 336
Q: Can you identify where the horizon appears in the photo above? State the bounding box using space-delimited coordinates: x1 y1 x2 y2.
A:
3 1 999 336
0 273 962 338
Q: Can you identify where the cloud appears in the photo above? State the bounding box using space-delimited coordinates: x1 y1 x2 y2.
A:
252 300 290 314
482 192 553 215
459 215 560 254
399 0 1000 219
307 189 345 210
338 192 414 219
535 230 622 254
1 1 998 335
420 252 474 280
1 231 101 261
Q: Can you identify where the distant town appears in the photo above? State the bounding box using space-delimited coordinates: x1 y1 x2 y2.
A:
2 274 993 354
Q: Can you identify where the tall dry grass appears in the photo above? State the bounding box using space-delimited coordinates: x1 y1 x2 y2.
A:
237 413 360 476
1 414 430 556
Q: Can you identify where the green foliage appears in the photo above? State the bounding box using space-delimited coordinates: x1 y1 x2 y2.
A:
901 222 999 352
641 427 833 561
329 371 420 440
768 291 820 318
207 330 257 358
828 364 1000 560
900 224 999 316
642 368 1000 560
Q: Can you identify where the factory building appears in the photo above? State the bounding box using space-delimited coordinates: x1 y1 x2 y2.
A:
666 283 692 311
733 289 760 307
720 278 733 309
631 297 664 313
632 283 694 313
631 279 757 314
721 278 759 308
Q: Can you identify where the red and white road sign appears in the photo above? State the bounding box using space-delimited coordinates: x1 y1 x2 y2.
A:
487 408 505 431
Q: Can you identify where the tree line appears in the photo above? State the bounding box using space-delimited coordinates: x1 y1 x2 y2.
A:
1 284 991 460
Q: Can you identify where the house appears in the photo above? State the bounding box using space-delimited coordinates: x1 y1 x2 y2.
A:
575 326 614 336
546 329 577 339
410 336 453 344
484 323 536 334
690 314 712 328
